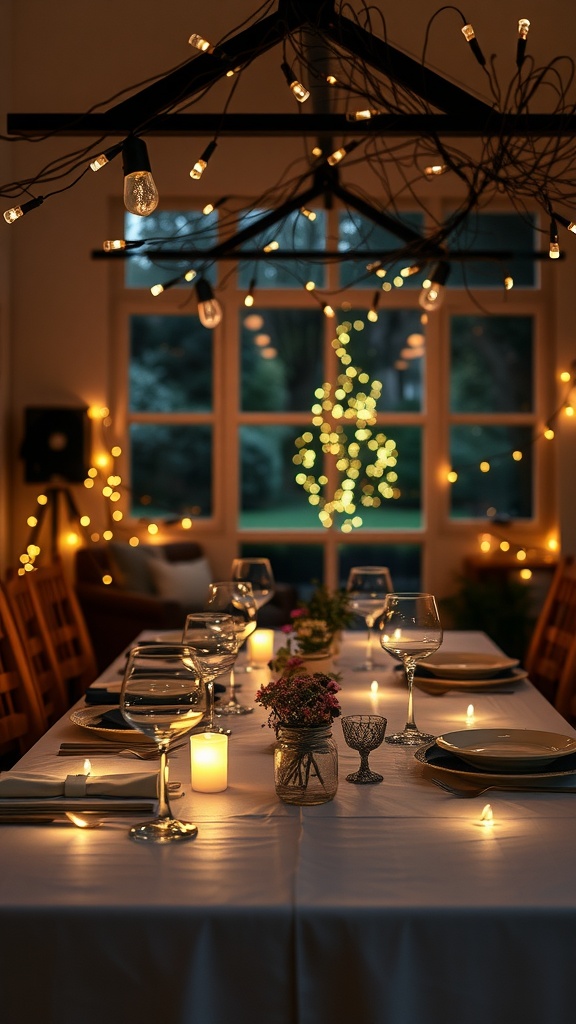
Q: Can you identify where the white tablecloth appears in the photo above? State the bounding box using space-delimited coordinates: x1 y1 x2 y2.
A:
1 631 575 1024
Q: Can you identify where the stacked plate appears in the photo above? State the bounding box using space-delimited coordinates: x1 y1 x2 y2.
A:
414 652 527 693
416 728 576 787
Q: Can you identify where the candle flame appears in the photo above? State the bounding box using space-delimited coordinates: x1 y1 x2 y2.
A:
370 680 379 694
480 803 494 824
83 759 91 776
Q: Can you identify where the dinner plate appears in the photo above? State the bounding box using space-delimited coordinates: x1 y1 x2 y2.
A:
415 741 576 785
414 666 528 693
70 705 149 742
435 728 576 771
420 652 519 679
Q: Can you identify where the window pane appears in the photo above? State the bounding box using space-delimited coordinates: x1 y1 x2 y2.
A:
338 310 424 412
338 212 424 288
241 308 324 412
124 211 218 289
343 425 422 530
446 213 537 288
450 315 533 413
239 425 320 528
339 543 422 591
237 208 327 288
130 424 212 518
450 426 533 519
240 542 324 597
129 315 212 413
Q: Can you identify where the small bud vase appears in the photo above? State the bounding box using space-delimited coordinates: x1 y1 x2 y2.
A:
274 725 338 805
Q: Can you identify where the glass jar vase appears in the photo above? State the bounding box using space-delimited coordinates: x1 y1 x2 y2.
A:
274 725 338 805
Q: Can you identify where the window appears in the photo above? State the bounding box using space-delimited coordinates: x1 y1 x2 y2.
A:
114 203 549 596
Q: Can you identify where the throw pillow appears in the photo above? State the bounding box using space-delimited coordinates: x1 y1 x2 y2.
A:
108 542 160 594
148 556 213 608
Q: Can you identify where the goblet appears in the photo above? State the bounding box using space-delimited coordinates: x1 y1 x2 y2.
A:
230 559 275 671
346 566 393 671
380 592 443 746
206 580 257 715
181 612 238 733
120 643 208 843
341 715 387 783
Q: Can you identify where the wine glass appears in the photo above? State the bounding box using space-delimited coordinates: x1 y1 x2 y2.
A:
341 715 387 784
231 559 275 670
206 581 257 715
231 558 275 611
181 612 238 733
346 566 393 671
379 593 443 746
120 643 208 843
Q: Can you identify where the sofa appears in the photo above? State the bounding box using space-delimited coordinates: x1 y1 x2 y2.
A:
75 540 296 671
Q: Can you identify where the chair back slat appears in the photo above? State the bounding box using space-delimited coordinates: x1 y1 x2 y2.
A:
524 555 576 714
3 573 69 720
0 586 47 760
28 560 98 699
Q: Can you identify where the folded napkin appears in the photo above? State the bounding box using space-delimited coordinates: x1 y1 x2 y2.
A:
0 771 160 799
85 682 226 705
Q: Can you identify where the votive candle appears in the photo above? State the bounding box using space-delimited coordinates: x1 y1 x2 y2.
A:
190 733 228 792
247 628 274 665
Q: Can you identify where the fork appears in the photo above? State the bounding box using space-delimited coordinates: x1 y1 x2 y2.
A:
430 777 576 797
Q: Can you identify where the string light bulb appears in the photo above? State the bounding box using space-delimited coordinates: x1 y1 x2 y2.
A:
517 19 530 68
326 140 361 167
122 136 159 217
280 61 310 103
367 291 380 322
189 140 217 181
549 219 560 258
418 262 450 312
300 207 317 221
195 277 222 329
461 23 486 66
346 108 379 121
188 33 213 53
552 212 576 234
244 277 256 307
3 195 44 224
89 141 123 172
424 164 447 179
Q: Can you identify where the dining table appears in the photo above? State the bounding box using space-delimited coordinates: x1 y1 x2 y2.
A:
1 629 576 1024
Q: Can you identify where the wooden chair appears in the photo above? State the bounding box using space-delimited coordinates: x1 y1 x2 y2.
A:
3 571 70 718
0 585 47 765
27 559 98 700
524 555 576 710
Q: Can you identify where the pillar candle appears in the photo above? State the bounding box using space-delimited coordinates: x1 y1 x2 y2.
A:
190 733 228 792
247 628 274 665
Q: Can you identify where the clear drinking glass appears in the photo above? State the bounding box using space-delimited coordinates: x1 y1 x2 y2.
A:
230 559 275 670
380 592 443 746
181 612 238 733
346 566 393 671
206 581 257 714
120 643 208 843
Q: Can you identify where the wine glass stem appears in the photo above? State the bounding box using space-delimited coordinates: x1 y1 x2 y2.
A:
359 750 371 774
365 617 374 669
157 743 171 820
404 660 417 729
206 681 215 729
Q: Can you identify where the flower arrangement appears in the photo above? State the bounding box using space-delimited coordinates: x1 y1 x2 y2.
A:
255 671 341 733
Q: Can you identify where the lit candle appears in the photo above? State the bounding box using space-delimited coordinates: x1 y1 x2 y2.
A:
247 628 274 665
465 703 475 726
480 803 494 828
370 680 379 694
83 759 92 776
190 733 228 792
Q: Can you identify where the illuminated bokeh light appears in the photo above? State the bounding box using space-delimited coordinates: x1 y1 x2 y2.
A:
293 318 401 531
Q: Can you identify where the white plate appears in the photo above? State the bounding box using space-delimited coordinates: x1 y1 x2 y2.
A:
414 666 528 693
415 741 576 786
70 706 149 743
421 652 519 679
151 631 184 643
435 728 576 771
